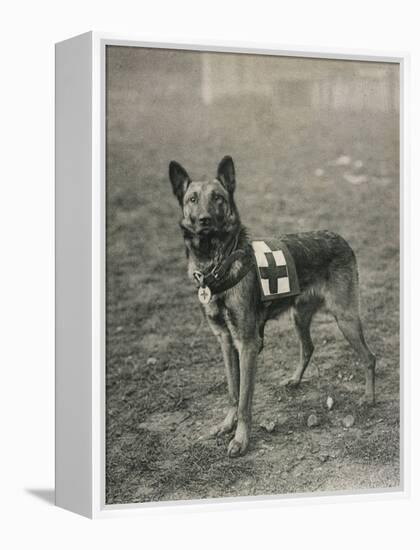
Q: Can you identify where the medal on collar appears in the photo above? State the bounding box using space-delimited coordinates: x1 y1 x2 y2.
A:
194 271 212 304
198 285 212 304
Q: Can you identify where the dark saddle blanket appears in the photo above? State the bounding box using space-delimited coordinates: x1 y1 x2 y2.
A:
251 239 300 302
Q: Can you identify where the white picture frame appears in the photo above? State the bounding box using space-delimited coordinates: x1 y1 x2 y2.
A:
55 31 409 519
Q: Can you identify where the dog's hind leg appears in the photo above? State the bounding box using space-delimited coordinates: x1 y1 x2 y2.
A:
284 298 319 388
334 312 376 404
327 273 376 404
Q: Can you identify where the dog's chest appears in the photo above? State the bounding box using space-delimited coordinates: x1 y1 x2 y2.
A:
203 296 238 334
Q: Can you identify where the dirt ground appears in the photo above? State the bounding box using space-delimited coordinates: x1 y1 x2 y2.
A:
105 57 400 504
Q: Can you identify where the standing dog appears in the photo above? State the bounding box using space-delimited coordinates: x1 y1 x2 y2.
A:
169 156 376 458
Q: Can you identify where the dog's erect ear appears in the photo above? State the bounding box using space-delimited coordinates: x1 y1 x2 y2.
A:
169 161 191 205
217 156 236 194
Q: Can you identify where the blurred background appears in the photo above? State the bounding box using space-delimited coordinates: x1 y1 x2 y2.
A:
106 46 399 505
109 47 398 110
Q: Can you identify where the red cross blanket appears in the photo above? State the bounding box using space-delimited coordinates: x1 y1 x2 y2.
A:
251 239 300 302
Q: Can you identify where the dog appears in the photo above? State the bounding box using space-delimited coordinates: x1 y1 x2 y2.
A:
169 156 376 458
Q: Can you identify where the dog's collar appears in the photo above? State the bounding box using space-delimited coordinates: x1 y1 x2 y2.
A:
193 230 254 295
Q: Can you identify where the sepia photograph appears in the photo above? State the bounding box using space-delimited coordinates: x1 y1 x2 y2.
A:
105 45 400 505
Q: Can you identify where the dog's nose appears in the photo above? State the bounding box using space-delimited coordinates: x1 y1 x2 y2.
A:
199 215 211 226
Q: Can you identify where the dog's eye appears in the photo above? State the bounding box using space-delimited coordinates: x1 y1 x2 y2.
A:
189 195 197 203
213 194 224 203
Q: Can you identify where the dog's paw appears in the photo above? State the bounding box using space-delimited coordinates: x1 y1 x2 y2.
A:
209 408 237 438
227 428 249 458
209 422 235 438
359 393 376 407
282 377 301 389
227 438 246 458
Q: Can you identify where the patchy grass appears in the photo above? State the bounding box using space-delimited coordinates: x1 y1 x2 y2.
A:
105 92 399 504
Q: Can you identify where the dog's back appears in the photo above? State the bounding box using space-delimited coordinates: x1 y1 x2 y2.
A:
268 230 359 314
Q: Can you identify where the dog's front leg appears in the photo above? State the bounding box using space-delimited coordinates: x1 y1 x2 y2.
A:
227 340 259 458
210 333 240 437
